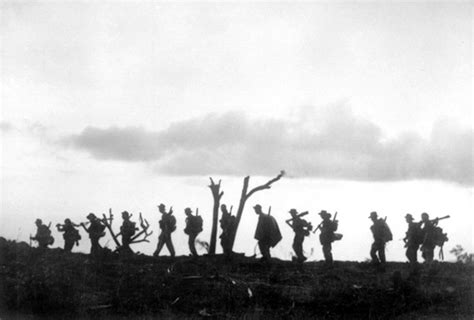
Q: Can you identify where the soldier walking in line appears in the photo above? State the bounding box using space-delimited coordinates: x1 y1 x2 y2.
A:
153 203 176 257
403 213 421 265
420 212 437 263
81 213 106 256
119 211 138 255
253 204 282 261
219 204 236 256
56 218 81 252
184 207 203 257
318 210 338 266
30 219 54 248
285 208 312 262
369 211 392 267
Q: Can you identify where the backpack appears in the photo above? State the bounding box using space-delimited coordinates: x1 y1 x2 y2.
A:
433 226 448 247
381 219 393 242
185 215 203 235
121 221 137 238
161 214 176 233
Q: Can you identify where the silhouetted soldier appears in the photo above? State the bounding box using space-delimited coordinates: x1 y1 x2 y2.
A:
56 218 81 252
30 219 54 248
119 211 137 254
81 213 106 256
420 212 437 263
285 208 312 262
219 204 236 256
253 204 282 261
184 208 203 256
319 210 338 265
369 211 392 267
154 203 176 257
403 213 420 265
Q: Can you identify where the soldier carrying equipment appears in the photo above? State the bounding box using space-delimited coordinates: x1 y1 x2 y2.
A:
318 210 339 265
153 203 176 257
420 213 450 262
253 204 282 261
220 204 236 256
403 213 421 265
56 218 81 252
286 208 312 262
184 207 203 256
81 213 106 256
369 211 391 267
31 219 54 248
118 211 138 254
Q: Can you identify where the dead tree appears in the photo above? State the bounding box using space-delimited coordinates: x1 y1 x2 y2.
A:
208 178 223 255
102 208 153 254
229 171 285 250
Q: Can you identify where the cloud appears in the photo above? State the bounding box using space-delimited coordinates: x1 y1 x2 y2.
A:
61 106 473 185
0 121 14 133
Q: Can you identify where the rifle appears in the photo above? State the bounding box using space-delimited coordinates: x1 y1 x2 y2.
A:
268 206 272 216
430 215 450 223
333 212 338 222
286 211 309 222
229 206 233 215
196 208 199 216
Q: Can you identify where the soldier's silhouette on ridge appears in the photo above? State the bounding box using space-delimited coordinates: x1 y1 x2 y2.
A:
369 211 392 268
184 207 203 257
420 212 437 262
403 213 421 265
81 213 106 256
253 204 282 261
153 203 176 257
219 204 236 256
119 211 138 255
318 210 339 266
56 218 81 252
30 218 54 248
285 208 312 262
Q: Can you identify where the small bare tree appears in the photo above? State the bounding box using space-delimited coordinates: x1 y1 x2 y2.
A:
102 208 153 254
208 178 223 255
229 171 285 250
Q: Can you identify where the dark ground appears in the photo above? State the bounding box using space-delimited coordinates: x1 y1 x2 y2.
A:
0 237 472 319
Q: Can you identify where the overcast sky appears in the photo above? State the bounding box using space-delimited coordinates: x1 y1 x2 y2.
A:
1 2 472 260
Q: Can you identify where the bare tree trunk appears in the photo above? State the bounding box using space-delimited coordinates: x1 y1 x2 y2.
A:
209 178 223 255
229 171 284 250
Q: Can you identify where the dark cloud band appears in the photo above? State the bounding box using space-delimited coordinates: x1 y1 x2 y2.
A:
62 107 473 185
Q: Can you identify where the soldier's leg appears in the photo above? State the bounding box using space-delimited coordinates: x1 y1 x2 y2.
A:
323 243 333 264
297 240 305 261
378 242 386 264
91 237 100 255
166 237 176 257
189 234 198 256
154 236 165 256
370 242 379 263
259 242 270 260
426 247 434 262
64 240 74 252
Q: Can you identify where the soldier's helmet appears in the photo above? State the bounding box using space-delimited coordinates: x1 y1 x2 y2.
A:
64 218 72 224
319 210 331 218
421 212 429 221
158 203 166 210
253 204 262 211
87 213 96 220
289 208 298 216
35 218 42 225
184 207 192 214
405 213 414 221
369 211 378 219
122 211 130 218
